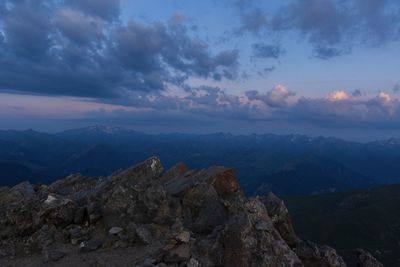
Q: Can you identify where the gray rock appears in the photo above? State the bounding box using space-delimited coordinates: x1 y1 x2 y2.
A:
136 225 152 244
141 258 156 267
187 258 199 267
43 249 66 262
259 192 298 247
222 198 302 267
175 231 190 243
87 201 102 223
39 193 76 227
69 226 83 239
160 162 187 184
79 240 103 252
165 244 191 263
109 226 124 235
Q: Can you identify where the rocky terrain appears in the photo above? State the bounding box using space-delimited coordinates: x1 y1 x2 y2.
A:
0 157 382 266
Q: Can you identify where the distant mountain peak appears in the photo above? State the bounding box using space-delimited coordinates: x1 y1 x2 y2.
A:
84 125 132 134
60 125 138 135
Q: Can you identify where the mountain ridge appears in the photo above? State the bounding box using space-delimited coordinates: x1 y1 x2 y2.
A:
1 127 400 196
0 157 382 266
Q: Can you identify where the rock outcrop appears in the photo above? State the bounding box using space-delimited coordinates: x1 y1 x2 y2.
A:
356 249 384 267
0 157 381 266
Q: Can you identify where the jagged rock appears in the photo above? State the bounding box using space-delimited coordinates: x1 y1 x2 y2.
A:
112 156 164 182
295 240 346 267
356 249 384 267
165 166 242 199
260 192 298 247
49 174 94 197
222 197 303 267
39 193 76 227
0 156 352 267
160 162 187 184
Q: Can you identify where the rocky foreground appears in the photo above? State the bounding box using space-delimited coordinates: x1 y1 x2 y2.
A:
0 157 383 266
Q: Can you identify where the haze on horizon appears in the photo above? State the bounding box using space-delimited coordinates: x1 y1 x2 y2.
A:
1 0 400 141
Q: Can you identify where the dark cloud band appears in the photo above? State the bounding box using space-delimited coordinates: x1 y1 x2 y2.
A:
0 0 238 100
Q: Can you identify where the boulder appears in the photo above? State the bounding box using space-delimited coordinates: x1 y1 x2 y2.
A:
109 227 123 235
79 240 103 252
39 193 76 227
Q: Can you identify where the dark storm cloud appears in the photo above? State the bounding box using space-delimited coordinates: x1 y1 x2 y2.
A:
2 1 53 60
0 0 239 99
237 0 400 59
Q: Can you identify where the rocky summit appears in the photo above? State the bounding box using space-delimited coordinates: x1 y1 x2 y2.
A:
0 157 382 267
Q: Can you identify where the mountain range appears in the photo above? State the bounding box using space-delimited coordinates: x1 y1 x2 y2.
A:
1 125 400 196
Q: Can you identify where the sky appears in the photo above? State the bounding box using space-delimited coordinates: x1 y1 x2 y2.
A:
0 0 400 141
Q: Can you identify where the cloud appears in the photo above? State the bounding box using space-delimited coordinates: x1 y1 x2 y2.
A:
2 1 53 60
252 43 285 59
352 89 362 97
239 8 268 34
245 85 296 108
66 0 121 21
271 0 352 58
393 84 400 94
237 0 400 59
0 0 239 100
90 86 400 130
55 8 105 45
290 90 400 127
326 90 351 101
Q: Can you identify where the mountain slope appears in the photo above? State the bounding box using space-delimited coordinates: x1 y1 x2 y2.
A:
284 184 400 266
249 155 373 196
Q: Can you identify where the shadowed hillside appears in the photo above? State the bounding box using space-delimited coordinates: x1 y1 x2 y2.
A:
284 184 400 266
